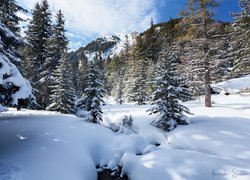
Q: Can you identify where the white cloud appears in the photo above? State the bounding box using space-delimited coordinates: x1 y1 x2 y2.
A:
17 0 162 38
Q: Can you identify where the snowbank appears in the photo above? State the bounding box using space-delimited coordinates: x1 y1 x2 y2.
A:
212 75 250 93
1 94 250 180
0 104 7 112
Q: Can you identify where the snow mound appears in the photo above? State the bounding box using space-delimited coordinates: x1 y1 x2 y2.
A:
212 75 250 93
0 105 7 113
1 94 250 179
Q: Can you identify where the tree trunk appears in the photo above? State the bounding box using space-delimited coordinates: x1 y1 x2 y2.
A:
202 2 212 107
204 68 212 107
204 44 212 107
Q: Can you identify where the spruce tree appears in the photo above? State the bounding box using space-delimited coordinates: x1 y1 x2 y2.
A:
75 62 106 123
47 10 68 75
179 0 220 107
47 10 69 106
77 56 88 97
144 22 159 63
47 57 76 114
115 74 125 105
129 36 148 105
149 42 192 131
114 50 127 104
124 42 136 102
24 0 52 109
229 0 250 77
132 58 148 105
0 0 35 111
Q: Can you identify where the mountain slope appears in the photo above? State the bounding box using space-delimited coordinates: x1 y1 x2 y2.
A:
68 32 138 62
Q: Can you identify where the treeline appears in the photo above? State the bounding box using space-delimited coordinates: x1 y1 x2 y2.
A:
103 0 250 106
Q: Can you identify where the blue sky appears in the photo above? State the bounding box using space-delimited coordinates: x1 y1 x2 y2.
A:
17 0 240 51
158 0 240 23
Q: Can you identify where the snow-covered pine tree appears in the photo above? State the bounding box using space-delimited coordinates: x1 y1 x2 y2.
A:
149 41 192 131
47 10 68 76
209 22 231 82
0 0 35 111
103 55 113 96
178 41 205 98
229 0 250 77
117 115 137 134
129 36 148 105
144 21 159 64
77 56 88 97
115 75 125 104
93 52 104 81
24 0 52 109
114 49 128 104
179 0 220 107
47 56 76 114
124 42 136 102
75 61 106 123
132 58 148 105
46 10 69 106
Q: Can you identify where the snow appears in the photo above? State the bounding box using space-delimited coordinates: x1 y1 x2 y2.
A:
0 105 7 112
212 75 250 93
85 33 137 61
1 94 250 179
0 53 35 106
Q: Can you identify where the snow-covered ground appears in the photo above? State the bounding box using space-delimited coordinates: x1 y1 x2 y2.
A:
1 93 250 180
212 75 250 93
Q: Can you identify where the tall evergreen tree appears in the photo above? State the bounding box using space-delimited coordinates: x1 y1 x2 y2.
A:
132 58 148 105
149 41 192 131
24 0 52 109
47 10 69 106
144 22 159 63
75 62 106 123
229 0 250 77
0 0 35 111
115 73 125 105
77 56 88 97
0 0 27 69
47 10 68 75
47 57 76 114
129 36 148 105
114 50 128 104
180 0 220 107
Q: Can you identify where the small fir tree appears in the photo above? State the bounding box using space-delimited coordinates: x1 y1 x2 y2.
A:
75 62 106 123
115 75 125 104
149 44 192 131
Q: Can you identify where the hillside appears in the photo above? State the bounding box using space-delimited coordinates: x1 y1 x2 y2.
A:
67 32 138 62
